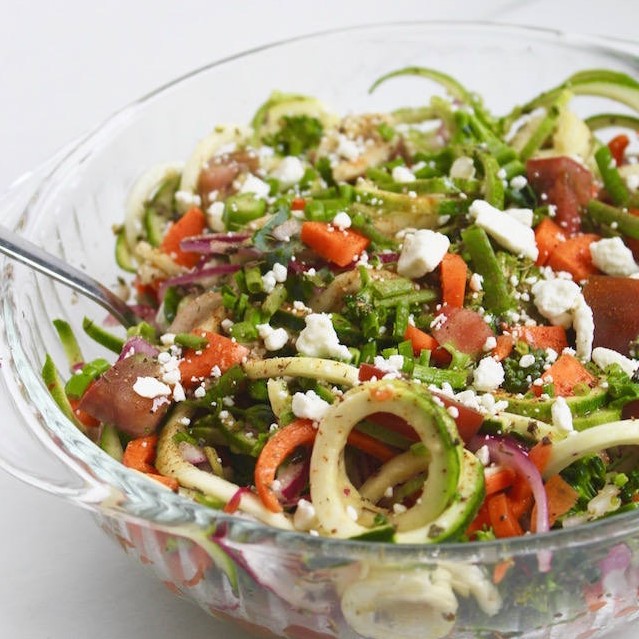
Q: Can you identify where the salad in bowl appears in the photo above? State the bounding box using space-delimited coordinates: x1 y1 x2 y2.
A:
4 23 639 639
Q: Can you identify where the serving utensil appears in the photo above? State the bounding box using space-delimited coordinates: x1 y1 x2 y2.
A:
0 225 138 327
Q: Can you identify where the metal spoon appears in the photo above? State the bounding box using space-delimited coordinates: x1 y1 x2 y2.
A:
0 225 138 328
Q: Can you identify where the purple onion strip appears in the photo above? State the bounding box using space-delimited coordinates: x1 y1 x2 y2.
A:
117 336 159 361
158 263 241 298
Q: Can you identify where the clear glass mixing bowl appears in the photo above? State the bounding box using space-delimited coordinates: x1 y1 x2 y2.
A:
2 22 639 639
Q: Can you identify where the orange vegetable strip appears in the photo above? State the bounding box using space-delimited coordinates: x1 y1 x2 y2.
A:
160 206 207 268
466 502 490 539
491 334 513 362
440 252 467 308
487 492 524 538
179 330 249 388
146 473 179 492
540 474 579 529
300 221 370 267
546 232 600 282
533 353 596 397
514 325 569 353
347 429 398 463
508 492 534 521
404 325 452 366
492 559 515 585
68 396 101 429
528 440 553 473
484 467 517 496
608 134 630 166
123 435 158 474
254 419 317 513
534 217 565 266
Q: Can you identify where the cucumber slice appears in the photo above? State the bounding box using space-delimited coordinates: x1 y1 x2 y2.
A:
497 387 607 422
482 412 558 443
309 380 462 539
396 450 485 543
115 226 137 273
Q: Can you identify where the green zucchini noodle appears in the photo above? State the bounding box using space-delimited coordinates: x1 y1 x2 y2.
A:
309 380 463 538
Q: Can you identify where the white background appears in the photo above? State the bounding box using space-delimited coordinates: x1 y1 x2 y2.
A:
1 1 638 637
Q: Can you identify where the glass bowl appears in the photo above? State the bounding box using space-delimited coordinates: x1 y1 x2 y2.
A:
2 22 639 639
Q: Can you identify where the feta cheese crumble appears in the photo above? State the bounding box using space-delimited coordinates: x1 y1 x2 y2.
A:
551 396 574 433
133 376 172 399
239 174 271 199
397 229 450 279
391 165 416 183
295 313 352 361
291 390 330 422
332 211 352 230
469 199 538 261
592 347 639 377
273 156 305 186
256 323 289 351
472 357 505 392
589 237 639 277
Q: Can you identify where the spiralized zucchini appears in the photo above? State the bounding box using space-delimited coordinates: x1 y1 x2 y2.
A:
309 380 464 538
243 356 359 387
156 405 294 530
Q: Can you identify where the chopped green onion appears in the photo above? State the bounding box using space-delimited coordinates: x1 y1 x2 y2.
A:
174 333 209 350
42 354 85 433
223 194 267 230
52 319 84 370
82 317 125 354
587 200 639 239
244 265 264 294
594 145 632 207
262 284 287 317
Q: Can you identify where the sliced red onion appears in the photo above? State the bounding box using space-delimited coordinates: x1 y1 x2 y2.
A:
117 336 159 361
375 251 400 263
212 535 332 614
158 263 241 298
180 232 250 254
469 434 551 570
272 218 302 242
179 441 207 465
599 543 632 577
277 459 310 505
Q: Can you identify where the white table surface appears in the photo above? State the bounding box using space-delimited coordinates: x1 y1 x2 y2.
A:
1 2 638 637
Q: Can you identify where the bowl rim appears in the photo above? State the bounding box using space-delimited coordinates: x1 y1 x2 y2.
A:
5 19 639 560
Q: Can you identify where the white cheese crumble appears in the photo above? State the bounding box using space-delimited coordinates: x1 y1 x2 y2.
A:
509 175 528 191
271 262 288 283
589 237 639 277
573 297 594 361
469 273 484 292
273 156 305 186
469 199 538 261
475 445 490 466
472 357 505 392
206 201 226 232
592 347 639 377
239 174 271 199
449 156 476 179
531 279 581 328
397 229 450 279
519 354 536 368
175 190 202 212
504 207 534 227
373 354 404 378
332 211 352 230
483 336 497 352
133 376 171 399
293 499 318 531
295 313 352 361
256 323 289 351
391 165 416 183
336 134 361 161
551 396 574 433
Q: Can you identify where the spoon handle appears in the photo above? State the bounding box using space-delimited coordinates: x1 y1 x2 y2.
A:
0 226 138 328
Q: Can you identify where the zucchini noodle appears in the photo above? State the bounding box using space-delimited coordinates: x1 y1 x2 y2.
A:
543 420 639 478
156 406 294 530
243 357 359 386
310 380 463 538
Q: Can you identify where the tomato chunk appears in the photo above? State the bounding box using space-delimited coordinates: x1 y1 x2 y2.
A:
526 156 594 235
583 275 639 356
431 307 494 357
